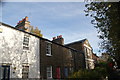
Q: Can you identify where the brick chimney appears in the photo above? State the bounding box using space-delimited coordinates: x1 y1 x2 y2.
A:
15 16 33 32
52 35 64 45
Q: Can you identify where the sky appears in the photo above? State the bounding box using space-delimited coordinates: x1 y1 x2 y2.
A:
1 2 102 56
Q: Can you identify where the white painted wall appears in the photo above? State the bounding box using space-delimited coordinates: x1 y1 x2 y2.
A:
0 24 40 78
83 41 94 69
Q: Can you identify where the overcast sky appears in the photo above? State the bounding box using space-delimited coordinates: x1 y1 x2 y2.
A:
1 2 102 56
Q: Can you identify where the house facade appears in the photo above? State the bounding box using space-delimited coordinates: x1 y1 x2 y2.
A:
65 39 95 69
40 38 73 79
40 35 86 79
0 23 40 79
0 17 95 79
0 22 84 79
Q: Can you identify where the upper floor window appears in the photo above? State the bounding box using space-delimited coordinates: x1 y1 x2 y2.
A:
46 41 52 56
69 50 72 58
86 48 92 56
84 47 92 59
0 28 3 33
23 34 29 50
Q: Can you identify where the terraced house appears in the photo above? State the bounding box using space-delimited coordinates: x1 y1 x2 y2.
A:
0 17 94 79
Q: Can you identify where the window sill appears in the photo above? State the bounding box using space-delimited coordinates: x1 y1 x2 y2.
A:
46 54 52 56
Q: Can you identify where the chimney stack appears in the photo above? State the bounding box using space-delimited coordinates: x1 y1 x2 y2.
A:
17 16 28 25
52 35 64 45
15 16 33 33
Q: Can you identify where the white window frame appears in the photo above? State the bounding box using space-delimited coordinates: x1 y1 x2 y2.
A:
46 41 52 56
47 66 52 79
22 64 29 78
23 34 29 50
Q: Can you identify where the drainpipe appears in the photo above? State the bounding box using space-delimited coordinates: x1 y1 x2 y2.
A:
39 39 41 79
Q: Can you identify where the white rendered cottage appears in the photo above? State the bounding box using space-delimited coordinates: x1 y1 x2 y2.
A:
0 22 40 79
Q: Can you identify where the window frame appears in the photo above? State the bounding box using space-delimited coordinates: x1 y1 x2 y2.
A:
0 65 10 80
46 41 52 56
46 66 52 79
22 64 29 79
23 34 29 50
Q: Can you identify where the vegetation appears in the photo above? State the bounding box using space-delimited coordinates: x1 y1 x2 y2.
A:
69 56 118 79
70 68 108 79
85 2 120 68
70 61 109 79
31 27 43 37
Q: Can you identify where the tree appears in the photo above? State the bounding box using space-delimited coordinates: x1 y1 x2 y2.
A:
85 2 120 68
31 27 43 37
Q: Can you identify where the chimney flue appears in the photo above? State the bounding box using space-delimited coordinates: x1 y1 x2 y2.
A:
59 35 62 38
52 35 64 45
57 36 59 39
53 37 56 40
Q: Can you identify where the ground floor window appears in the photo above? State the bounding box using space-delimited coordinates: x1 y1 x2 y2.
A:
0 65 10 80
69 67 74 73
22 65 29 78
47 66 52 79
64 67 68 78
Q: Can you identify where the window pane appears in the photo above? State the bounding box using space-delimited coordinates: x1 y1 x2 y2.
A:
47 66 52 79
46 42 51 56
23 34 29 50
22 65 29 78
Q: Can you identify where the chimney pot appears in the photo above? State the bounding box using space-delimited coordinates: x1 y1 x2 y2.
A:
59 35 62 38
57 36 59 39
52 35 64 45
53 37 56 40
25 16 28 21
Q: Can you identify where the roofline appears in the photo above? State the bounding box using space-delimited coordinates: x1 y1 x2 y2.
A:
0 22 81 52
65 39 87 46
92 53 99 58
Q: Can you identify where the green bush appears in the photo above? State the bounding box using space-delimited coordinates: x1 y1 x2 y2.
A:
69 61 109 79
69 67 108 79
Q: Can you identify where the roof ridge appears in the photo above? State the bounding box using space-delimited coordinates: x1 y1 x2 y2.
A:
65 39 87 46
1 22 81 52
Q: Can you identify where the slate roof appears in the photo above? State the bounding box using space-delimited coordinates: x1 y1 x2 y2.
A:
65 39 87 46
